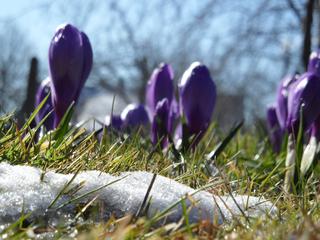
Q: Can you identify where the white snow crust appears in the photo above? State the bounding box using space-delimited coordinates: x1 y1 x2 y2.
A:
0 163 276 225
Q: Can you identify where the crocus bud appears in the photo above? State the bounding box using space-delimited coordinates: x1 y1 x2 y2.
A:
49 23 93 127
266 106 283 153
179 62 216 137
35 77 54 130
145 63 174 116
308 50 320 74
105 115 123 131
275 74 298 130
121 104 149 130
286 72 320 135
151 98 170 147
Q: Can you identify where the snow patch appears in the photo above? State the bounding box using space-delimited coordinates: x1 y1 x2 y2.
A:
0 163 276 225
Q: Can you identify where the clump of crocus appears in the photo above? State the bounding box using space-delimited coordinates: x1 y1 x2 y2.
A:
121 104 149 130
49 23 93 127
284 63 320 192
146 63 180 147
146 63 174 116
151 99 170 148
35 77 54 130
266 106 283 153
271 51 320 191
179 62 216 148
275 74 299 130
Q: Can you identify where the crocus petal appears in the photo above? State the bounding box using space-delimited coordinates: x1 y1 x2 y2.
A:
310 115 320 141
266 106 283 153
35 77 54 130
275 74 298 130
105 114 123 131
174 123 183 145
146 63 174 116
75 31 93 100
121 104 150 129
49 24 83 101
168 97 180 133
151 98 170 147
49 23 93 127
179 62 216 135
308 50 320 75
287 72 320 135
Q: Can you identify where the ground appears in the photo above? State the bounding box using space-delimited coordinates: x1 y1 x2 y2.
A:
0 112 319 239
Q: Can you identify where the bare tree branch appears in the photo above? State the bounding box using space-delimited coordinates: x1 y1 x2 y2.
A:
287 0 303 22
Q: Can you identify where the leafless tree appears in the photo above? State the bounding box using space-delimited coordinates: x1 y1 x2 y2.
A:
0 22 32 113
39 0 320 121
3 0 320 123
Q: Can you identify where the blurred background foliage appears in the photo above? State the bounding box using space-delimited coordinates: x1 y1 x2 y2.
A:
0 0 319 128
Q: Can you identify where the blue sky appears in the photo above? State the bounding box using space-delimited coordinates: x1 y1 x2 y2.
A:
0 0 107 79
1 0 48 53
1 1 92 61
0 0 303 116
1 0 30 16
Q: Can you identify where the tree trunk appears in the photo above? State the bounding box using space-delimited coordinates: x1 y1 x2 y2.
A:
17 57 39 126
302 0 315 70
317 1 320 47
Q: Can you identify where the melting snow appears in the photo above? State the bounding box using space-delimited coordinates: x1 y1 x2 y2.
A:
0 163 276 226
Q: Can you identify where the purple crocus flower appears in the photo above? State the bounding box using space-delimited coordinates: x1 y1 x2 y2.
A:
49 23 93 127
308 50 320 74
275 74 298 130
179 62 216 139
266 106 283 153
286 72 320 135
146 63 174 116
35 77 54 130
105 115 123 131
151 98 170 147
121 104 150 129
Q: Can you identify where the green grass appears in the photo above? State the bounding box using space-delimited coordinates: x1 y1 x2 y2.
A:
0 111 319 239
